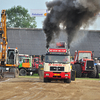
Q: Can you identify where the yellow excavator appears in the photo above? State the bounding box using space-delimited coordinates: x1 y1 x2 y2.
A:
0 10 19 78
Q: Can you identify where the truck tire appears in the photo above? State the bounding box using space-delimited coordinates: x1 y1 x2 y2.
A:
82 73 87 77
71 71 75 81
48 79 51 82
19 69 27 76
32 72 34 75
27 72 30 76
75 64 82 78
72 64 76 70
89 65 97 78
98 65 100 73
71 64 75 81
44 78 48 82
96 65 100 78
96 65 99 78
64 79 71 83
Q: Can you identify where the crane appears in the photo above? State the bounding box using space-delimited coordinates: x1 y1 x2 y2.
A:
0 10 19 78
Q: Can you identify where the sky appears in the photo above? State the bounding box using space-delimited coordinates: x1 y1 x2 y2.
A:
0 0 100 30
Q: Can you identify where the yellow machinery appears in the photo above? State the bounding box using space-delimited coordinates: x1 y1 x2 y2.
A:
0 10 19 78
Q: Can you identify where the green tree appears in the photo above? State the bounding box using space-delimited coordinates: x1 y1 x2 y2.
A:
6 6 37 28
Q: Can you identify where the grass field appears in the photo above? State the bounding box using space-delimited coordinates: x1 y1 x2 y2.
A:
19 74 39 78
19 74 100 81
76 78 100 81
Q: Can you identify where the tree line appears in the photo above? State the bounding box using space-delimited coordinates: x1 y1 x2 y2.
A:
6 6 37 28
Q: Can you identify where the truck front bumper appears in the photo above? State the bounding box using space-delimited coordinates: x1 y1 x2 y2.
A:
44 71 71 79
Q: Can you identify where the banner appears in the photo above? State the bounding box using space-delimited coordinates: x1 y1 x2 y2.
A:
30 9 48 17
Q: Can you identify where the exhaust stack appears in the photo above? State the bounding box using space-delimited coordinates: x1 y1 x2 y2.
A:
68 49 70 56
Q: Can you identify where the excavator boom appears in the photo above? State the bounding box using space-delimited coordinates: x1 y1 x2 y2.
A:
0 10 7 65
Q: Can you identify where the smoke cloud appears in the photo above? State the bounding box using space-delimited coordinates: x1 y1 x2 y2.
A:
43 0 100 48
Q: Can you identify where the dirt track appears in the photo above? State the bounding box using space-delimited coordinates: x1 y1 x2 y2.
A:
0 78 100 100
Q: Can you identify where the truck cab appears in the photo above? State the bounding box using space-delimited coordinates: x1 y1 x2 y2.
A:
18 56 36 76
43 42 75 83
32 56 43 74
72 50 96 78
6 48 19 66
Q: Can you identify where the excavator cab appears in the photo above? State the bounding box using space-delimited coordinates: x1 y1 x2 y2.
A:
7 48 19 65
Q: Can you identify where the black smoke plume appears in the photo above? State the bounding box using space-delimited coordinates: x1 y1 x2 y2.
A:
43 0 100 48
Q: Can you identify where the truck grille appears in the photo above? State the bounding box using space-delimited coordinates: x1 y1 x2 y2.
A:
86 61 94 71
50 66 64 71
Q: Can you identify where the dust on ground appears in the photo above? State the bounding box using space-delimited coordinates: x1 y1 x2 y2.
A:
0 77 100 100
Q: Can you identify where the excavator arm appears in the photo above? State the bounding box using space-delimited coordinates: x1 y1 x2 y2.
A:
0 10 8 65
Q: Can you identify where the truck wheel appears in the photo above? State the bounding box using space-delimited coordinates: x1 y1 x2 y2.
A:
96 65 100 78
88 65 97 78
32 72 34 75
27 72 30 76
48 79 51 82
75 64 82 78
19 69 27 76
72 64 76 70
96 65 99 78
64 79 71 83
71 64 76 81
82 73 87 77
71 71 75 81
44 78 48 82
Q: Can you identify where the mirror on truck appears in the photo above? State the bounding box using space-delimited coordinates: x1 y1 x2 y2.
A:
92 51 94 59
70 56 74 61
41 55 45 62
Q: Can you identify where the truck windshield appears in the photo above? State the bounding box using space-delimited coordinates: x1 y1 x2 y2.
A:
45 55 70 63
78 53 91 60
19 56 29 64
23 59 29 63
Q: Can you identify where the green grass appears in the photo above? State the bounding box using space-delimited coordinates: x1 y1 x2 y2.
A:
76 78 100 81
33 73 39 76
18 74 100 80
18 76 100 81
19 74 39 78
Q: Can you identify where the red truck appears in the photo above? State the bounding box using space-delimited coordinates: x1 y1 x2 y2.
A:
71 50 97 78
42 42 75 83
32 56 43 75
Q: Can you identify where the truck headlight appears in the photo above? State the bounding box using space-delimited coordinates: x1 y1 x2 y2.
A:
46 74 49 76
65 74 68 76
